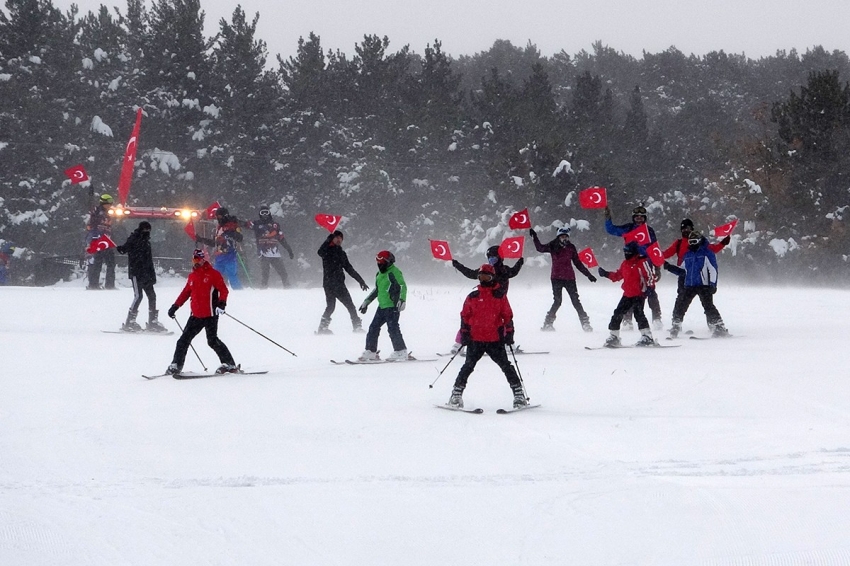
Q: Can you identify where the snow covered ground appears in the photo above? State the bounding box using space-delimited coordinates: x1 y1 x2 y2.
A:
2 276 850 565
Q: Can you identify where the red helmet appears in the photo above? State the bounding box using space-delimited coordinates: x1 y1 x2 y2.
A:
192 249 207 266
376 250 395 265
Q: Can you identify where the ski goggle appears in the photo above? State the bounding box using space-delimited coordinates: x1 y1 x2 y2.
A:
478 272 494 282
487 256 498 266
259 209 270 216
688 238 701 246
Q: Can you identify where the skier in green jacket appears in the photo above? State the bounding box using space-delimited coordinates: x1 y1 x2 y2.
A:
357 250 409 362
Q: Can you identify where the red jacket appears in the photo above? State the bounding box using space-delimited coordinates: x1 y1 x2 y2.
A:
460 284 513 342
174 263 229 318
607 256 655 298
662 238 725 265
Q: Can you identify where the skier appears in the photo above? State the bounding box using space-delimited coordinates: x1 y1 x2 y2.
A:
604 204 662 329
249 204 294 289
447 264 527 409
596 241 658 347
357 250 409 361
0 242 14 285
662 230 730 338
530 225 597 332
447 245 524 354
165 249 238 375
316 230 369 334
662 218 729 335
85 194 116 290
115 221 167 332
195 207 244 289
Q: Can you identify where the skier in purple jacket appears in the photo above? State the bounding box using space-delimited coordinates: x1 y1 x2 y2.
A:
530 226 597 332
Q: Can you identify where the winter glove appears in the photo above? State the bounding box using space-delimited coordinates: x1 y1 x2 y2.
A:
359 302 369 314
288 250 295 259
360 282 369 291
396 300 406 311
167 305 178 319
460 330 471 347
597 267 609 278
604 205 612 220
503 330 515 345
721 235 731 246
529 228 537 239
215 300 226 316
588 274 597 283
116 245 126 254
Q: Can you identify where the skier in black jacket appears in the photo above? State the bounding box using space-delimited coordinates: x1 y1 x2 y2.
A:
316 230 369 334
116 221 167 332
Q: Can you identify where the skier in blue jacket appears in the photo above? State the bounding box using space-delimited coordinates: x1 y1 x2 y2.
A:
663 230 729 338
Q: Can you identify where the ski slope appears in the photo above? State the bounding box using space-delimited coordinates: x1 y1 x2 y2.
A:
2 278 849 565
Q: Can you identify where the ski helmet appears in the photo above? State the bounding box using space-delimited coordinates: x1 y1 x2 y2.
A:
138 221 152 232
192 249 207 266
259 205 271 216
687 230 704 247
486 245 501 259
215 207 229 217
557 226 571 237
623 241 640 258
680 218 694 231
376 250 395 265
478 263 496 283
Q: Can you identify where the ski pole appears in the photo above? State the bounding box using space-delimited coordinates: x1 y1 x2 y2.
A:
237 252 253 288
429 346 463 389
174 317 207 371
509 344 529 401
222 312 297 356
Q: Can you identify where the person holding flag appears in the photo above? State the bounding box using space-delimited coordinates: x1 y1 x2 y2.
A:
316 230 369 334
116 221 168 333
447 244 524 354
85 194 117 290
530 225 597 332
195 207 244 289
604 204 663 329
662 230 730 338
596 241 658 347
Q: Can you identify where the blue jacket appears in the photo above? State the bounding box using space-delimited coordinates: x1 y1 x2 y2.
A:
680 241 719 288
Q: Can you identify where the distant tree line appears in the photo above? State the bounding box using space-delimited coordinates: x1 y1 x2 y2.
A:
2 0 850 283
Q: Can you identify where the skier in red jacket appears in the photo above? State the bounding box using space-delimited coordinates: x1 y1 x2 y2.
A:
597 242 658 348
165 249 238 375
447 264 527 410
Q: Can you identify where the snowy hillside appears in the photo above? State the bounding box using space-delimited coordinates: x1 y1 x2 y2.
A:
2 279 850 565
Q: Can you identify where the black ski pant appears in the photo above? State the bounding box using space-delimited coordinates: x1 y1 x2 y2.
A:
622 286 661 323
260 256 290 288
672 286 723 327
366 307 406 352
609 295 649 331
453 341 521 391
320 281 361 329
88 248 116 289
545 279 589 325
171 315 234 368
128 276 156 314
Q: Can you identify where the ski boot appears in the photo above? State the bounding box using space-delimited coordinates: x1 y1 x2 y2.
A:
122 310 143 332
165 363 182 375
635 329 656 347
146 310 168 333
352 318 366 334
357 350 379 362
652 318 664 331
511 385 528 409
604 332 621 348
316 317 333 335
215 363 240 374
711 323 730 338
387 349 410 361
540 323 555 331
581 320 593 333
448 387 464 409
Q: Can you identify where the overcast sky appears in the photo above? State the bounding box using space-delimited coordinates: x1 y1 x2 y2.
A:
53 0 849 62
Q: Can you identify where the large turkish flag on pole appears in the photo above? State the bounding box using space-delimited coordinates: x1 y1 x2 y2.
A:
117 108 142 206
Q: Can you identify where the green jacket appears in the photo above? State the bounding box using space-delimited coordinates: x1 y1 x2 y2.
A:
363 264 407 309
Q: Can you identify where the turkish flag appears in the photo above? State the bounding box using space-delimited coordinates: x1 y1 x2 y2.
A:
86 234 116 254
623 224 651 246
315 213 342 232
64 164 89 184
117 108 142 206
498 236 524 259
508 208 532 229
430 240 452 261
579 186 608 209
184 221 196 240
204 201 222 219
645 242 665 266
712 219 738 237
577 247 598 268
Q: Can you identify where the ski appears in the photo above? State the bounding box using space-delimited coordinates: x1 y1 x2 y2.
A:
585 343 680 350
690 334 740 340
496 404 542 414
332 357 437 365
173 370 268 380
434 404 484 414
104 330 175 336
142 373 169 380
437 349 549 357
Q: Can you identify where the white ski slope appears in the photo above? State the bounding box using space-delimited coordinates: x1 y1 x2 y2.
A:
2 277 849 565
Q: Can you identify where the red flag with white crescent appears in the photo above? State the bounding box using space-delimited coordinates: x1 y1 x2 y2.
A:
645 242 664 266
184 221 197 240
116 108 142 206
429 240 452 261
86 234 117 254
623 224 651 246
204 201 222 219
577 247 598 268
315 213 342 232
498 236 525 259
508 208 532 229
579 186 608 209
711 219 738 237
64 164 89 184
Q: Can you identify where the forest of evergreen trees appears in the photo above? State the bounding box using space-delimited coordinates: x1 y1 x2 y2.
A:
2 0 850 284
